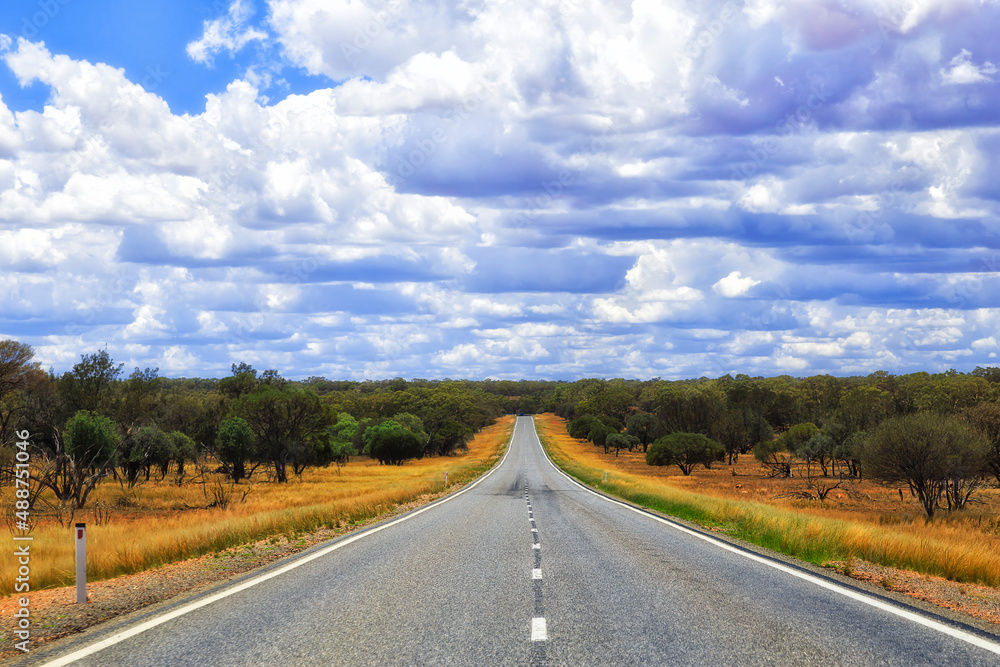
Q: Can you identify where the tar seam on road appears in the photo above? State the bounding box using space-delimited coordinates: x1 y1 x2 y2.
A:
525 435 548 667
532 420 1000 658
35 420 521 667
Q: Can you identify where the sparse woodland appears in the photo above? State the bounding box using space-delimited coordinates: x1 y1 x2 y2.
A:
3 336 1000 592
550 372 1000 518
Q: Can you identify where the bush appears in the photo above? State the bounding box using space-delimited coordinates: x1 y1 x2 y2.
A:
588 423 615 452
65 410 118 464
858 413 990 517
216 417 257 483
169 431 198 479
754 436 791 478
368 424 424 465
606 433 636 457
646 433 724 476
568 415 600 440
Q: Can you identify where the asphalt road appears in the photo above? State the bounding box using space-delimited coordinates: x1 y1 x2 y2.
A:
30 416 1000 666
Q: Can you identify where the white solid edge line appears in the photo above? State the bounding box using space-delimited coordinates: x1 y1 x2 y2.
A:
40 419 522 667
531 617 547 642
531 419 1000 657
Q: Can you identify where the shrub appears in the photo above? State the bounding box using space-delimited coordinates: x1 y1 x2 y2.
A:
216 417 257 483
368 424 424 466
588 423 615 452
568 415 600 439
646 433 724 476
857 413 990 517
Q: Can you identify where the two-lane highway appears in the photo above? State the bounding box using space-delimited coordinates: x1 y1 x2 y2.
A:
31 416 1000 666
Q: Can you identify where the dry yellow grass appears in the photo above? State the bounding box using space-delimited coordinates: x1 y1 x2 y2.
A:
1 417 513 596
535 413 1000 588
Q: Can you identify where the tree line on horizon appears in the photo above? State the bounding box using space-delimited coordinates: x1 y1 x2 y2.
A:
544 371 1000 517
0 340 508 511
2 337 999 517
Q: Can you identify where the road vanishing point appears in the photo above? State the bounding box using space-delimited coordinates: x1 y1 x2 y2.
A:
28 416 1000 666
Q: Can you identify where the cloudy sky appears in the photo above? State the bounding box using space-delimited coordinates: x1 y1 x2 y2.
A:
1 0 998 380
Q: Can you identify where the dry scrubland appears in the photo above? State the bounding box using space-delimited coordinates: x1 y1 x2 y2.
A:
535 413 1000 588
0 417 513 597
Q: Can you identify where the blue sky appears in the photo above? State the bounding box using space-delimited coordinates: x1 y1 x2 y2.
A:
1 0 999 380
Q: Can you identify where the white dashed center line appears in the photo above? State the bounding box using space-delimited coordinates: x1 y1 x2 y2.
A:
531 617 548 642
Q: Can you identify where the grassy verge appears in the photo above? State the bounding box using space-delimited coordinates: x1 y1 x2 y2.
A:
535 414 1000 588
1 417 513 596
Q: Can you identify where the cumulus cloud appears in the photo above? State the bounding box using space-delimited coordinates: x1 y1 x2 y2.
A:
941 49 997 85
187 0 270 65
3 0 1000 378
713 271 761 298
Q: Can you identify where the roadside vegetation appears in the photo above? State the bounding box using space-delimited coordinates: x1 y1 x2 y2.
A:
0 415 510 596
0 339 513 595
535 414 1000 588
4 335 1000 593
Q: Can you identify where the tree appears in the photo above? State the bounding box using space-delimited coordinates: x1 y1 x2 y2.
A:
648 382 724 435
754 435 792 478
367 421 424 465
215 417 257 483
962 402 1000 486
219 363 258 400
858 413 990 517
781 423 820 475
116 367 163 430
568 415 601 440
711 409 748 464
59 349 124 416
42 410 121 508
229 385 330 482
120 426 173 486
836 386 894 433
392 412 429 451
646 433 724 476
168 431 198 481
605 433 628 457
0 340 40 449
588 422 615 453
328 412 360 469
797 433 835 477
626 413 662 453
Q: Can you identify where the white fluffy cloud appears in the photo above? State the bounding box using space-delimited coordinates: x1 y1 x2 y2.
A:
3 0 1000 378
187 0 269 65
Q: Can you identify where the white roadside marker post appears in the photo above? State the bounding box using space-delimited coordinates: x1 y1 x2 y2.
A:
445 471 448 486
75 523 87 604
604 471 607 483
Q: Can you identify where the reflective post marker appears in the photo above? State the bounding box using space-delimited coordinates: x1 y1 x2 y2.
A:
445 471 449 486
604 471 607 483
75 523 87 604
